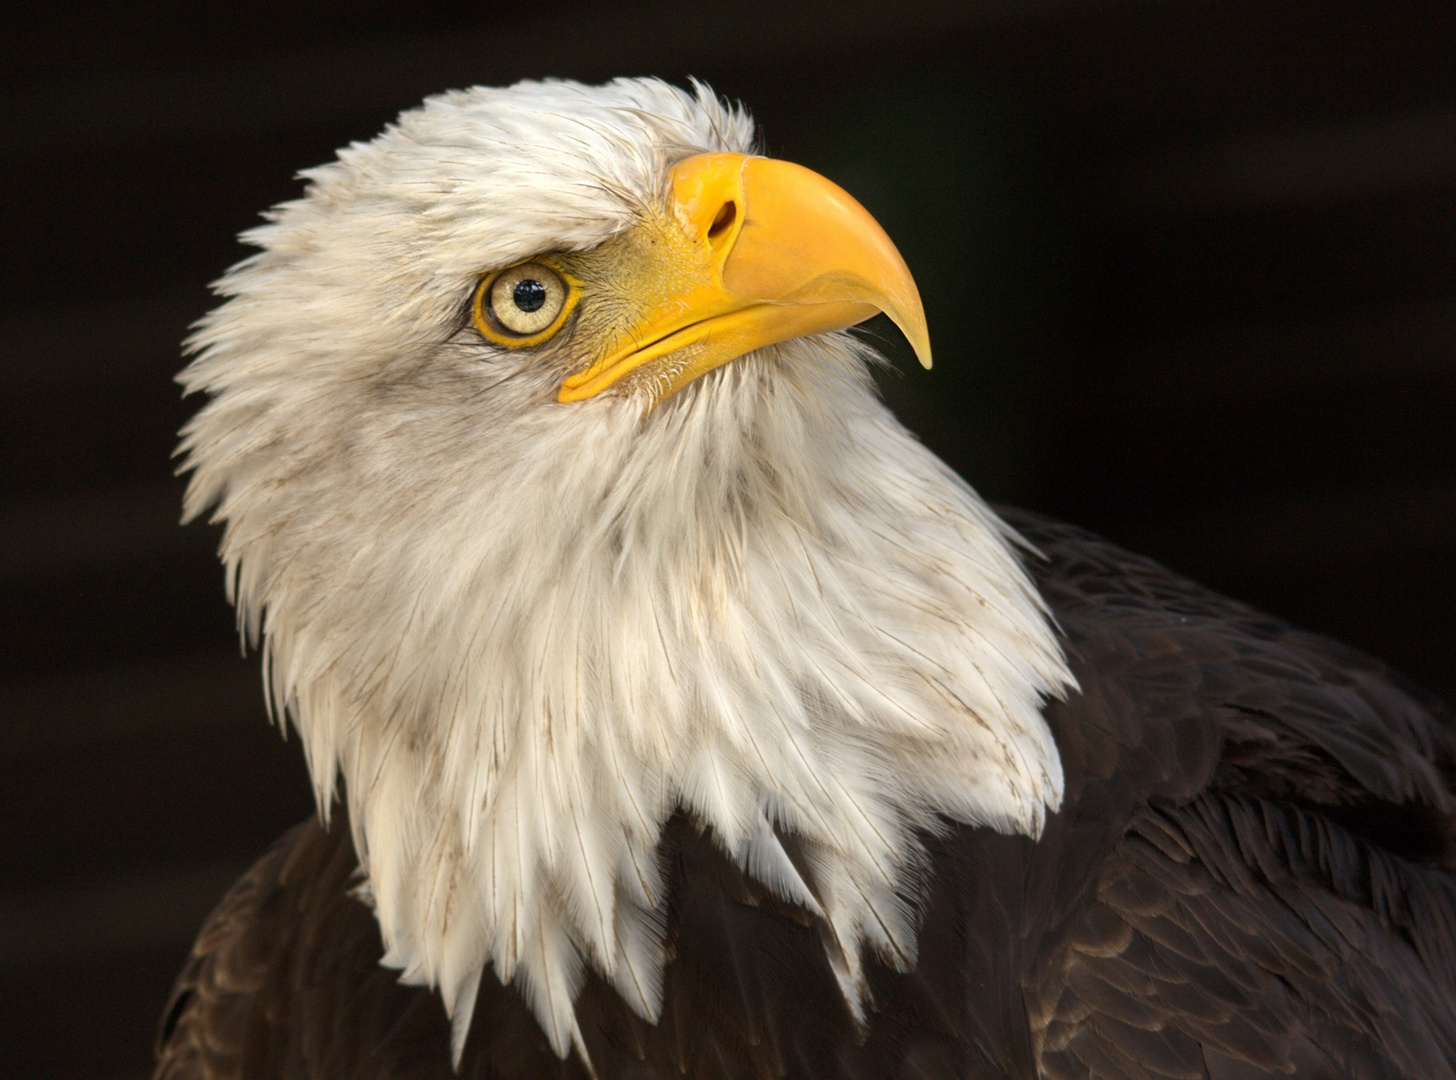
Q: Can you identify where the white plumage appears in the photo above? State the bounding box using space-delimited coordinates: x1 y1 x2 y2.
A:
177 78 1073 1064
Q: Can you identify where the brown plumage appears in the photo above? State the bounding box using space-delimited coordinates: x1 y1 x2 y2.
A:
156 511 1456 1080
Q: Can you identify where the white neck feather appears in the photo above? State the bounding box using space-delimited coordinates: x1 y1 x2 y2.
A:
195 333 1071 1061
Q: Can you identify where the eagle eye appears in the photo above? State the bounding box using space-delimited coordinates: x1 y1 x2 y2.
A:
473 260 577 346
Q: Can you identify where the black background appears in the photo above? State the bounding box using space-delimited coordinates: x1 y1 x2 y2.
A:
3 2 1454 1074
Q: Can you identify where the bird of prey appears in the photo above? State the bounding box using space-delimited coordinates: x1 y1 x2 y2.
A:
156 78 1456 1080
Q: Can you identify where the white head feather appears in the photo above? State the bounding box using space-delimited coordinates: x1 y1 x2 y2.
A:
178 77 1074 1063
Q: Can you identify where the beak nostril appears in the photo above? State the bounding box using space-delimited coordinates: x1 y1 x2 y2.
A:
707 201 737 243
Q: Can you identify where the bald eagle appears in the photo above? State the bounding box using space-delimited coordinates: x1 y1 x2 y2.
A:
155 79 1456 1080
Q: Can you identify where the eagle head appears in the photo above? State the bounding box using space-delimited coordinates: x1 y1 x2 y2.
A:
177 77 1072 1062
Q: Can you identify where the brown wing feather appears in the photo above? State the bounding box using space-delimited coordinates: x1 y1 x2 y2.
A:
154 818 472 1080
1029 796 1456 1080
1006 508 1456 1079
156 510 1456 1079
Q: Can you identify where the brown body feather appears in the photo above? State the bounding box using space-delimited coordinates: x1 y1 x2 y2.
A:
155 511 1456 1080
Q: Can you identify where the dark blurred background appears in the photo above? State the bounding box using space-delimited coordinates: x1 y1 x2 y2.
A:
3 0 1454 1074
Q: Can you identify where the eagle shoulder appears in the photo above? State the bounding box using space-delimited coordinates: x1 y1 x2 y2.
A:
1004 508 1456 1079
154 818 468 1080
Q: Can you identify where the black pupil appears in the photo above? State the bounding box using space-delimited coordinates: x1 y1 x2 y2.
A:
513 279 547 313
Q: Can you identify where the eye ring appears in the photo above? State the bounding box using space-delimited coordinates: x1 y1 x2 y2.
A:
472 259 580 347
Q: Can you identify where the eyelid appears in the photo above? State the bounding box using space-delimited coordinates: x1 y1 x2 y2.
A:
472 258 582 348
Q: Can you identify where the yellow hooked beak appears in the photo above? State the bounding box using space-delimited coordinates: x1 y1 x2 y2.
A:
557 152 931 403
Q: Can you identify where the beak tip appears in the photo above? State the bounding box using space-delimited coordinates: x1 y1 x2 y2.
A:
883 298 931 372
899 320 932 371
